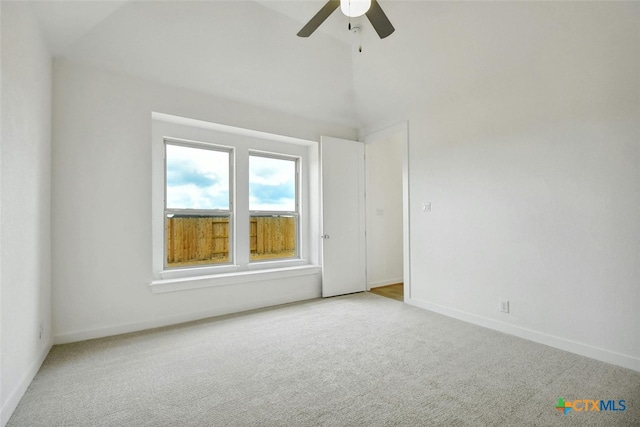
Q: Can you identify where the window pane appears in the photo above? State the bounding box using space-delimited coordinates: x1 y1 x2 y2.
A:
166 214 230 267
249 215 297 261
249 155 296 211
166 144 229 210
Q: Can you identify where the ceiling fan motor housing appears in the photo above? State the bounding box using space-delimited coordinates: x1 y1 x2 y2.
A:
297 0 395 39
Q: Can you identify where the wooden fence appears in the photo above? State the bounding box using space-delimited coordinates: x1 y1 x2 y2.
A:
166 216 230 266
249 216 296 260
166 216 295 266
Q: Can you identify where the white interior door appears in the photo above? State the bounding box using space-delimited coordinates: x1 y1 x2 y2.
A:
320 136 366 297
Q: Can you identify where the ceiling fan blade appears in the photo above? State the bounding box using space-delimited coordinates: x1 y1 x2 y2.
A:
297 0 341 37
366 0 395 39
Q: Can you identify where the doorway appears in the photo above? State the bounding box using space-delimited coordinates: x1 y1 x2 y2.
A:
370 283 404 301
364 123 410 302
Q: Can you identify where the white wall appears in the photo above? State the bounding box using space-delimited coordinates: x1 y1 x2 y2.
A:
52 59 357 343
356 2 640 370
1 3 53 424
365 134 403 288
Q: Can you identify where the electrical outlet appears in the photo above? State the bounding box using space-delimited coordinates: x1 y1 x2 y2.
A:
500 300 510 314
422 202 431 212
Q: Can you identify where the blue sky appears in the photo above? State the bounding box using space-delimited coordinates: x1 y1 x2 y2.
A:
166 144 229 210
166 145 296 211
249 155 295 211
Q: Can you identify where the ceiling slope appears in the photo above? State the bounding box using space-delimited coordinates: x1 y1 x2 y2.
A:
34 0 359 128
352 1 640 129
31 0 129 56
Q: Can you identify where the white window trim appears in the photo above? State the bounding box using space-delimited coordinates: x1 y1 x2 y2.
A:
249 150 300 262
151 113 319 290
164 139 234 268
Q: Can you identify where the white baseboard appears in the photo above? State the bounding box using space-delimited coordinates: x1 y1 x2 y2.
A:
407 297 640 373
368 278 403 289
1 344 52 427
54 289 320 345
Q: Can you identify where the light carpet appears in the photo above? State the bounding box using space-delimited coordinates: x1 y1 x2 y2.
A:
8 292 640 426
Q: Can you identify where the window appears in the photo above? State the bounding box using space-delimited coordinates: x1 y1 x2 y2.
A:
152 115 317 287
249 153 299 262
164 142 232 268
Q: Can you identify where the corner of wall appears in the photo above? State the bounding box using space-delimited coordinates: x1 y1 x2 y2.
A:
0 344 51 427
0 2 53 425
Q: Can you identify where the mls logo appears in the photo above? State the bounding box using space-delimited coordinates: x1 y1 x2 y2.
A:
555 397 627 415
555 398 572 415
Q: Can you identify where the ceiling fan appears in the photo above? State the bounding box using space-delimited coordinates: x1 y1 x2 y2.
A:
297 0 395 39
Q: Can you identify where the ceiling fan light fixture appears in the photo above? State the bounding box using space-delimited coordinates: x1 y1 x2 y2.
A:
297 0 393 39
340 0 371 18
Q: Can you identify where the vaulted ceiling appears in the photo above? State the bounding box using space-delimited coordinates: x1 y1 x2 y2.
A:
28 1 637 131
31 0 362 128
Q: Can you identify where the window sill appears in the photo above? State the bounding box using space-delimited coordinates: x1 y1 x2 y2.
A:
159 264 240 280
246 258 308 270
149 264 321 294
